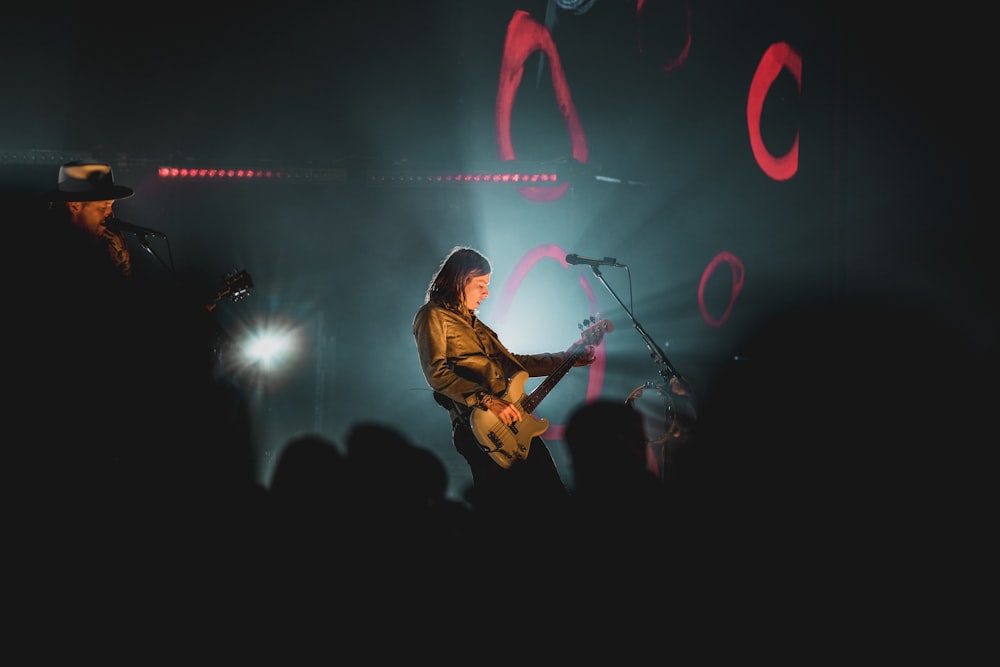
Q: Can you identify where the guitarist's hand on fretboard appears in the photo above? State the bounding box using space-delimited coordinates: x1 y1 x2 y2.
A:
572 344 597 367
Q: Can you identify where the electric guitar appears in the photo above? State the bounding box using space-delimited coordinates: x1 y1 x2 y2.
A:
202 269 253 366
470 316 613 469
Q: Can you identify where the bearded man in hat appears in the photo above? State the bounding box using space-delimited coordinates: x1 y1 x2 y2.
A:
15 162 265 569
44 160 137 281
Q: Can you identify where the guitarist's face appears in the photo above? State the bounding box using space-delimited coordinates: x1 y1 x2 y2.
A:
463 274 491 312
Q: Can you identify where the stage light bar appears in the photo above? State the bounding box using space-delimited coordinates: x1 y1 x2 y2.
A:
157 166 348 184
0 148 97 166
158 166 560 186
3 149 576 190
365 170 559 185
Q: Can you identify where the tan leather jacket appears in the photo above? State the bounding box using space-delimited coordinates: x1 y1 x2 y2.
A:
413 300 568 415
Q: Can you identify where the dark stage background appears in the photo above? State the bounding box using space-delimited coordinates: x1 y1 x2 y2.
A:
2 1 990 499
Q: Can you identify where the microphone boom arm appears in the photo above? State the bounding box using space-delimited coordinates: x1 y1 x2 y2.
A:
585 265 690 392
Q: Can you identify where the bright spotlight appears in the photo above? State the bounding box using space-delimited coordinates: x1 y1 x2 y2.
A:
244 332 294 371
222 318 307 384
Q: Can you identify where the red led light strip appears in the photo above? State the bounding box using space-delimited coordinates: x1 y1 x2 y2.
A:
157 166 348 183
156 166 559 185
366 171 560 185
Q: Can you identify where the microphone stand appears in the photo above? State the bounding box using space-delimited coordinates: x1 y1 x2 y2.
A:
587 265 697 469
586 265 689 390
135 234 176 276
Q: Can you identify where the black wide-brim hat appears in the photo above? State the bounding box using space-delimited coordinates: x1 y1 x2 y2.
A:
44 160 134 202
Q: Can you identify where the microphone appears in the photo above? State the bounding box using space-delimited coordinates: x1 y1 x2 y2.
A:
104 217 167 239
565 253 624 268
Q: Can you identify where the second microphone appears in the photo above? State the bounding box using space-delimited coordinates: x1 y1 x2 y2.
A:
565 253 624 268
104 217 168 239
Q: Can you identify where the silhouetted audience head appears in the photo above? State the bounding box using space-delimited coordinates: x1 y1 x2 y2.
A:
565 399 650 481
269 433 352 518
344 421 446 512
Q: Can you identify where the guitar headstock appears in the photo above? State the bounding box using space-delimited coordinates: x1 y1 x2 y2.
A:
578 314 614 346
213 269 253 305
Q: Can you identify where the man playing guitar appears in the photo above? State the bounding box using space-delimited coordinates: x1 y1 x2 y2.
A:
412 246 600 517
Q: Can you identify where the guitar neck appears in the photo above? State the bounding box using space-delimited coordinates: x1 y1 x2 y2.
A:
522 343 588 414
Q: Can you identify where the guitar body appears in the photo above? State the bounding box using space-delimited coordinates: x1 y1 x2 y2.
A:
470 370 548 469
468 316 613 469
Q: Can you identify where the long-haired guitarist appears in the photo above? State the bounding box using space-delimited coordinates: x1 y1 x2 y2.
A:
412 246 597 516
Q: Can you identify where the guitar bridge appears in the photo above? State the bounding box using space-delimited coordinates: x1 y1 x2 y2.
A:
480 431 512 459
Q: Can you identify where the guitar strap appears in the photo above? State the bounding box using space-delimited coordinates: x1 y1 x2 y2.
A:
432 390 456 412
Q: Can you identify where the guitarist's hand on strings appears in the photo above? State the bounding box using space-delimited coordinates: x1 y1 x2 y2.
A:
478 392 522 426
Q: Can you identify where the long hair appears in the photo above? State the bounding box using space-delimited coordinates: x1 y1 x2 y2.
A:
425 246 491 308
